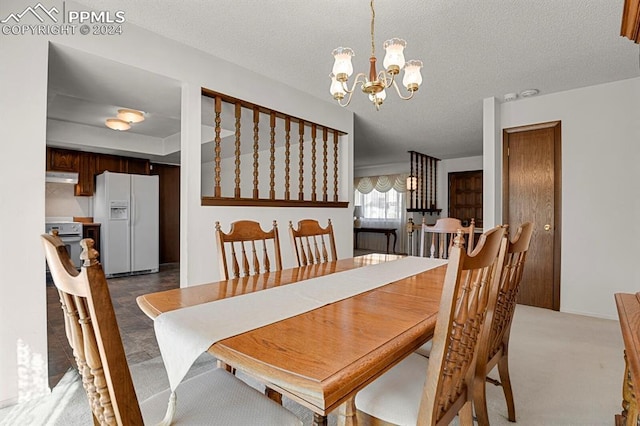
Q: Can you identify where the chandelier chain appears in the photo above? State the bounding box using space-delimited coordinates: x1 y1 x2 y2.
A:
370 0 375 57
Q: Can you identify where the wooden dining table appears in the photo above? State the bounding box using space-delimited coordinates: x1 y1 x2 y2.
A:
137 253 447 425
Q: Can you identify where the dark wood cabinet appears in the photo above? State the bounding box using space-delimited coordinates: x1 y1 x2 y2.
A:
125 157 150 175
82 223 101 254
448 170 483 228
95 154 125 175
46 147 152 196
74 152 95 196
47 148 79 172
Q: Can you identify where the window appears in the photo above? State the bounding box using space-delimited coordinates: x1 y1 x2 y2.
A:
354 188 403 221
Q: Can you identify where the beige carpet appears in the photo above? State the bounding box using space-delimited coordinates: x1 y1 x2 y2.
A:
0 305 624 425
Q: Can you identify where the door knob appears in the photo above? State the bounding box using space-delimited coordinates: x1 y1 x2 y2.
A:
544 224 551 231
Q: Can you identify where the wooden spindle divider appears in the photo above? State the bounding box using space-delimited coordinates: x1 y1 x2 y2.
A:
298 120 305 201
201 88 348 208
285 117 291 201
269 112 276 200
214 96 222 197
234 102 242 198
322 128 328 202
253 107 260 199
407 150 441 214
333 130 339 202
311 124 317 202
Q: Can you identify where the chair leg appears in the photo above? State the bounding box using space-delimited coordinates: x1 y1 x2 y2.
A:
459 401 474 426
498 354 516 422
473 375 491 426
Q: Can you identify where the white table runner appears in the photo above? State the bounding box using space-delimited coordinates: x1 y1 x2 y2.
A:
155 256 447 390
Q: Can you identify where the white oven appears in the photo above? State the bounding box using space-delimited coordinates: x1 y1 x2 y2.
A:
45 221 83 269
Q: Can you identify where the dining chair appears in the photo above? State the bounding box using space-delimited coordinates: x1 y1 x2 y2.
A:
288 219 337 266
474 222 534 426
215 220 283 280
419 217 475 259
41 232 301 426
355 225 508 426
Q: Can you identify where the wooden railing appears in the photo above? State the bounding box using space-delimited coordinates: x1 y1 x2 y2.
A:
201 88 349 208
407 150 441 214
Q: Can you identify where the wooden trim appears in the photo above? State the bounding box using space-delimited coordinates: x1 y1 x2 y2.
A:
502 120 562 311
202 88 347 136
621 0 640 43
202 197 348 208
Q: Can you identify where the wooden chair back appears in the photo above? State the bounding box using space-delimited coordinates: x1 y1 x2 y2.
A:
417 225 508 425
41 233 144 425
419 217 475 258
474 222 534 424
215 220 283 280
288 219 337 266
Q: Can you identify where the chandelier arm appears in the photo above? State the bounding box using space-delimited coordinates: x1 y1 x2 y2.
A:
391 79 416 100
341 72 369 94
336 90 355 107
377 70 395 89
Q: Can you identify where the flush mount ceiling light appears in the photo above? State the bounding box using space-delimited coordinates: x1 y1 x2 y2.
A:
117 108 145 123
520 89 539 98
329 0 423 111
105 118 131 131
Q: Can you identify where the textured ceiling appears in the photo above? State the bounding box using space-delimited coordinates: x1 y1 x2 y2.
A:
72 0 640 167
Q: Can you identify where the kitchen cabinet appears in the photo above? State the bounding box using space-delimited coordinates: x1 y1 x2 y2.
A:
95 154 125 175
125 157 150 175
74 152 95 196
45 147 152 196
47 148 79 172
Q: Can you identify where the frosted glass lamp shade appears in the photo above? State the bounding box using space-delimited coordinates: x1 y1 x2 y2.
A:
406 176 417 191
403 60 423 91
329 74 346 100
332 47 354 81
383 38 406 73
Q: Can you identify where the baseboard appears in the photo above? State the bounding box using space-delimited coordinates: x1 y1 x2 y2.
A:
0 396 18 410
560 308 618 321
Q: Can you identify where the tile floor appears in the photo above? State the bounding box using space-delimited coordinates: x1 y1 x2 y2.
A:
46 263 180 388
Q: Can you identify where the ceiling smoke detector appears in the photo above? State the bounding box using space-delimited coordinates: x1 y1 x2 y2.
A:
520 89 539 98
503 93 518 102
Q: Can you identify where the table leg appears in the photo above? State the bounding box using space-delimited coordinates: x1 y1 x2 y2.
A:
313 413 328 426
391 231 397 254
385 233 390 254
337 397 357 426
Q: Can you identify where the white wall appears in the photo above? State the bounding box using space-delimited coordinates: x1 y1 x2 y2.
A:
0 0 353 405
45 183 91 218
483 77 640 319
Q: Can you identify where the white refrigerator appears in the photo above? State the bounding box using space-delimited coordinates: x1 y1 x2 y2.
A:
94 171 159 277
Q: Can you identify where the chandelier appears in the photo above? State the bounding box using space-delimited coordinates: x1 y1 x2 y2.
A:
329 0 423 110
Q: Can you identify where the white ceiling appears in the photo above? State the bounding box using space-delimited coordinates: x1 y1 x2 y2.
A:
56 0 639 168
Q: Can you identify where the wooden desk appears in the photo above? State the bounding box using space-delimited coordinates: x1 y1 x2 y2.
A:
615 292 640 425
353 227 397 253
138 254 446 425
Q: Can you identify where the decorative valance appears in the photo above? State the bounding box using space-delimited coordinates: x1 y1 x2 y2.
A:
354 173 410 194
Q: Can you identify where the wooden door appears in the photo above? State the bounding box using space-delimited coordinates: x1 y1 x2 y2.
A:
448 170 483 228
503 121 561 310
150 163 180 263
